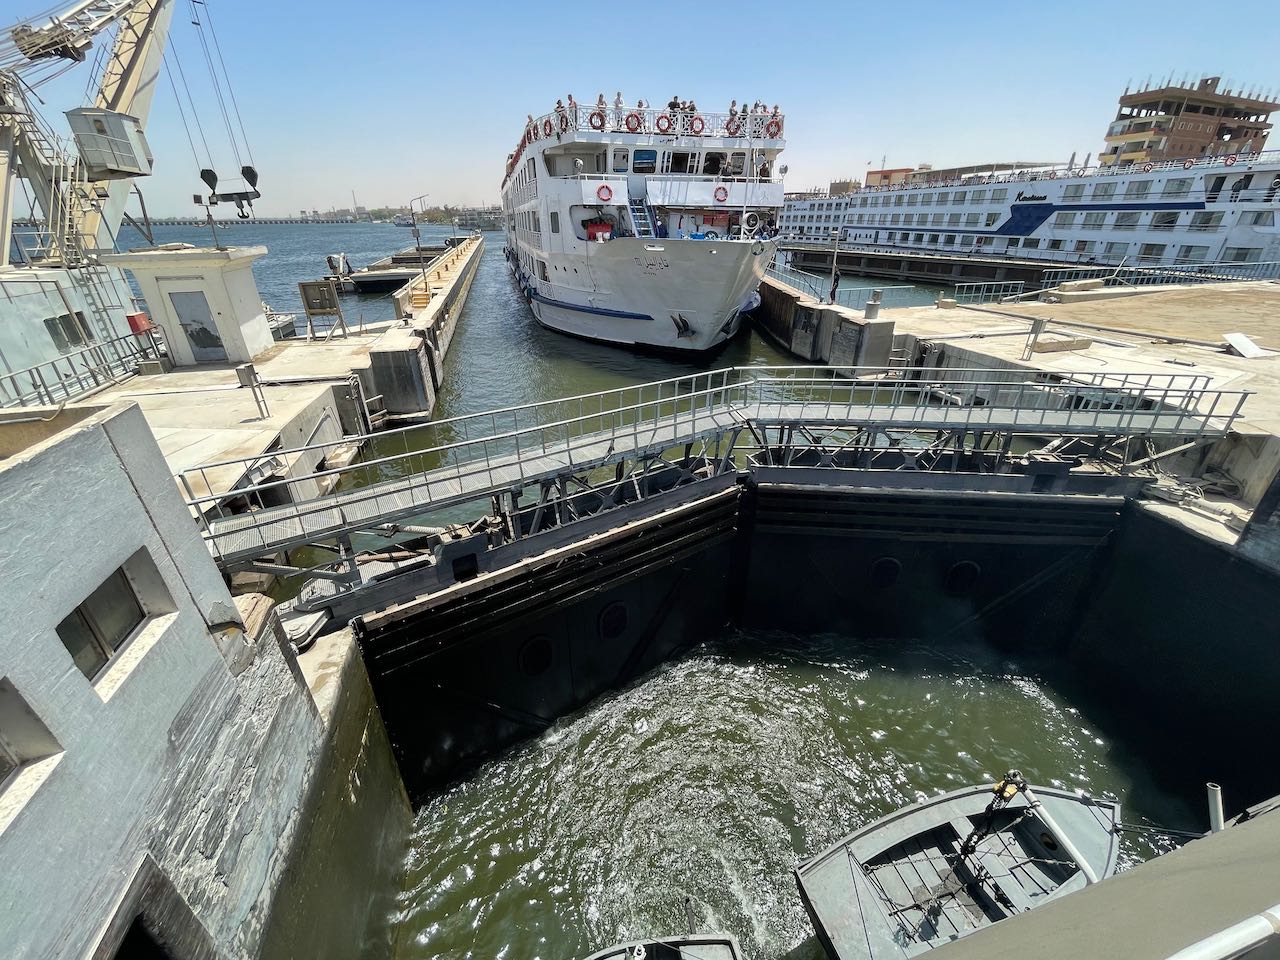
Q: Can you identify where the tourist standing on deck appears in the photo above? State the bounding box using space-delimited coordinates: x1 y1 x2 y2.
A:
613 91 625 128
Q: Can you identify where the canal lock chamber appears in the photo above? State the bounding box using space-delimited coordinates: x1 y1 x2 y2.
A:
350 468 1280 813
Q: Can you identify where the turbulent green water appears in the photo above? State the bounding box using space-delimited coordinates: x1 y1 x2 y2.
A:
392 632 1189 960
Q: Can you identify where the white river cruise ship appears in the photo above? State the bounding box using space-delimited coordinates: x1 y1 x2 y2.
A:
782 153 1280 271
501 101 786 354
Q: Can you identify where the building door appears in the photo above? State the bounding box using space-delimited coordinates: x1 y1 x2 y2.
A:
167 290 226 362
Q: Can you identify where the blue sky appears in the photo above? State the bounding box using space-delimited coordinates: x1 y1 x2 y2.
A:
18 0 1280 216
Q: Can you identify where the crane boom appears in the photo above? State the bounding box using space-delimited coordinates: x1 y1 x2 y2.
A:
7 1 146 68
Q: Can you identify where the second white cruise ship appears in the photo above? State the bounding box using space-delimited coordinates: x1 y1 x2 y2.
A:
501 99 786 354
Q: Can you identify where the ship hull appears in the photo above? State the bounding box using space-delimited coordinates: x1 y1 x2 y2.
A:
510 236 774 354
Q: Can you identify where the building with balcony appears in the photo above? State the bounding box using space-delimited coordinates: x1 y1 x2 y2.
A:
1101 76 1279 167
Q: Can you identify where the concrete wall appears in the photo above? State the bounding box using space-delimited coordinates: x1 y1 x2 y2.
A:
0 265 135 382
0 403 401 959
756 276 895 366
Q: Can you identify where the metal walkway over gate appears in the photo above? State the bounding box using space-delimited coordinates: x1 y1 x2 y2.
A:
177 365 1250 569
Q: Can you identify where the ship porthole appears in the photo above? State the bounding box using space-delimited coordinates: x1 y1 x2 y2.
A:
598 602 629 641
519 634 554 676
1040 831 1060 852
870 556 901 588
945 560 981 596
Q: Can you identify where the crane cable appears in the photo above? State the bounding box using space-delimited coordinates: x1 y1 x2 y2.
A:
186 0 243 170
197 0 255 167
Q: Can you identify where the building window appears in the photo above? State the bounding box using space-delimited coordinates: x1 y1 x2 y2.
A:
54 550 173 684
1114 212 1141 230
42 313 89 353
0 677 62 799
56 568 145 680
1151 212 1179 231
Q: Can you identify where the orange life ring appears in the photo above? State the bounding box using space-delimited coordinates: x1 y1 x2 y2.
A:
597 184 613 202
1183 159 1195 170
657 113 673 133
1142 162 1154 173
714 185 729 203
690 115 705 134
1049 171 1057 179
542 118 552 137
725 117 741 136
765 118 782 137
589 110 606 131
1225 154 1238 166
626 112 642 133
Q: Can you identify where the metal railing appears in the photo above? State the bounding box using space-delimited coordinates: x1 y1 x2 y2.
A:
1041 259 1280 289
954 280 1028 304
0 331 159 407
178 365 1249 563
846 149 1280 196
765 261 921 309
504 105 786 186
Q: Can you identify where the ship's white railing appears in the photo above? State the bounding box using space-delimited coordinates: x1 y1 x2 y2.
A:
505 106 785 186
852 149 1280 196
562 172 784 184
781 237 1273 272
1041 259 1280 288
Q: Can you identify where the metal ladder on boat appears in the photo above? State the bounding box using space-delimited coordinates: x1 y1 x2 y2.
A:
628 198 655 238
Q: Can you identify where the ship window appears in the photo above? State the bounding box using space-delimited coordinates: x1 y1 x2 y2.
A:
1177 245 1210 262
633 150 657 173
906 193 918 205
1190 211 1223 231
538 260 549 281
1022 238 1040 249
1104 241 1128 257
1223 247 1263 263
952 191 966 204
1048 239 1064 250
985 213 999 226
970 190 987 203
1152 212 1179 230
990 188 1007 203
1139 243 1167 260
726 152 746 175
965 213 979 227
1125 180 1152 199
703 152 726 174
1243 210 1274 226
1091 182 1116 200
943 234 956 245
1053 212 1077 228
1163 178 1193 197
928 234 939 244
1063 184 1085 201
947 213 960 226
920 193 933 205
667 152 693 174
1115 212 1140 230
550 212 560 233
612 148 629 173
0 678 62 797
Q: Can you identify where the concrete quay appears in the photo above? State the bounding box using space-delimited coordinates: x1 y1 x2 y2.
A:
89 235 483 505
755 274 1280 562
